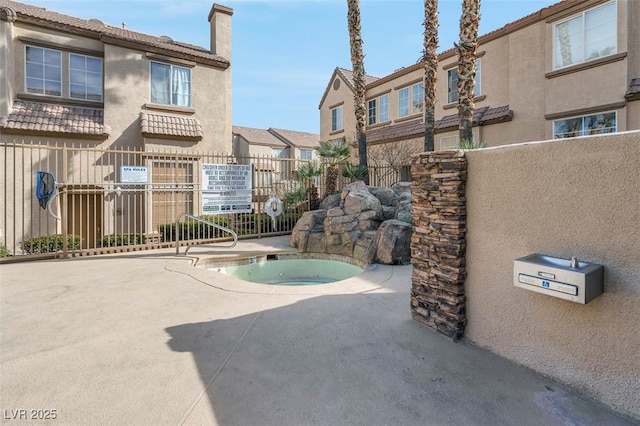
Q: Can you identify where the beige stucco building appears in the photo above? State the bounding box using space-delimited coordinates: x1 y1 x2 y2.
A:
319 0 640 163
0 0 233 253
1 0 233 151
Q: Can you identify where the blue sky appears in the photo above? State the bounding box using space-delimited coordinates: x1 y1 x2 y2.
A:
24 0 558 134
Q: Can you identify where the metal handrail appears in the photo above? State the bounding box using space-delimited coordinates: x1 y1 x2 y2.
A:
175 213 238 256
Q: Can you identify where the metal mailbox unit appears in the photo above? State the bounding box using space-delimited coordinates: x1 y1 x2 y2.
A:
513 254 604 304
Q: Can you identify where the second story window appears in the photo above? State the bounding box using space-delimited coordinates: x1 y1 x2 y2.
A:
368 94 389 125
368 99 377 125
151 62 191 107
553 1 616 69
399 83 423 118
70 54 103 101
25 46 103 102
331 105 343 132
26 46 61 97
448 60 481 104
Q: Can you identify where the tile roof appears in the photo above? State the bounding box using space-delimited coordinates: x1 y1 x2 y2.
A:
0 0 228 67
140 113 202 140
232 125 288 147
336 67 380 91
625 77 640 101
268 128 319 149
366 105 513 143
0 101 110 136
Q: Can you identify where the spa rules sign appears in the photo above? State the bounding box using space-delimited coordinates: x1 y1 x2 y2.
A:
202 164 252 214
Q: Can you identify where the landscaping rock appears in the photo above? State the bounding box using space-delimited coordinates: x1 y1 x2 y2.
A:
375 219 413 265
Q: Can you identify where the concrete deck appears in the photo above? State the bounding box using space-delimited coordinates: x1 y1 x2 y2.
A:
0 236 635 425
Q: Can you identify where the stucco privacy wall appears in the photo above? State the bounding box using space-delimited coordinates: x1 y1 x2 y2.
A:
463 131 640 419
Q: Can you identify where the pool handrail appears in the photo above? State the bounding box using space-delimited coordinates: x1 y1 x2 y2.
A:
175 213 238 256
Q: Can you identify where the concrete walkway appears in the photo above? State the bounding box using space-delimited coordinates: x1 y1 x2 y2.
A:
0 237 635 425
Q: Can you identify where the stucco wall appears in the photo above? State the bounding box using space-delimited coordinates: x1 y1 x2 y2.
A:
463 131 640 418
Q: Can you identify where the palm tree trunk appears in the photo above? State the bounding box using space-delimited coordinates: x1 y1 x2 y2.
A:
458 0 480 143
423 0 439 152
347 0 369 184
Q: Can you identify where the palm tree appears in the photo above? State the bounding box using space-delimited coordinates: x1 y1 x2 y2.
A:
457 0 481 143
295 161 324 210
347 0 369 184
423 0 439 152
316 140 350 198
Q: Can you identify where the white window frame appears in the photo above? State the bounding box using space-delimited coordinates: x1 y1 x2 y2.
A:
368 98 377 125
379 94 389 123
25 46 62 97
69 53 103 102
150 61 192 107
439 135 460 150
552 111 617 138
25 45 103 102
398 83 424 118
299 149 313 161
331 105 343 132
552 1 617 70
367 94 390 126
447 59 481 104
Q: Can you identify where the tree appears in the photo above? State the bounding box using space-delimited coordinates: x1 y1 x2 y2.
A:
457 0 481 142
347 0 369 184
295 161 324 210
423 0 439 152
315 140 350 198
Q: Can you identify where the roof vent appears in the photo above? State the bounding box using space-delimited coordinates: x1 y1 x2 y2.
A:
159 35 173 44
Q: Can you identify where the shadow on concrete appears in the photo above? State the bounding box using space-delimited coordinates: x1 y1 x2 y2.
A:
166 292 633 426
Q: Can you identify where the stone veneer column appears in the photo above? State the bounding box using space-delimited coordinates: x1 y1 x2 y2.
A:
410 151 467 341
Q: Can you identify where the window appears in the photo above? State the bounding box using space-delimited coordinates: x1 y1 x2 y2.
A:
447 60 481 103
398 88 409 118
70 54 103 101
368 99 377 125
379 94 389 122
272 148 285 158
554 1 616 69
553 111 616 138
151 62 191 107
440 135 459 150
25 46 103 102
299 149 313 160
368 94 390 125
412 83 424 114
331 105 343 132
25 46 62 97
398 83 423 118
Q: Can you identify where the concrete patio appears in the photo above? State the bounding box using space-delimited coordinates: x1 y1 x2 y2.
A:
0 236 635 425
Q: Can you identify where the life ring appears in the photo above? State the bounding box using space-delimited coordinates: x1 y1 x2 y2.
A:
265 197 283 218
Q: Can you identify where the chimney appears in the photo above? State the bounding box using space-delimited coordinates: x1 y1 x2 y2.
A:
208 3 233 60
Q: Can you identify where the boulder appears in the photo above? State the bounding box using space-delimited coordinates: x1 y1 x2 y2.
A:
374 219 413 265
369 186 396 206
341 181 382 218
320 193 341 210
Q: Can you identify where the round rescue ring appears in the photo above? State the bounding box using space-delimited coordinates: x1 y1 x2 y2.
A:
265 197 284 218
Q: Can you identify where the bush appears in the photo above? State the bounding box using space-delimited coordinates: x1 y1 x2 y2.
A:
159 215 229 242
100 233 145 247
0 244 10 257
21 234 81 254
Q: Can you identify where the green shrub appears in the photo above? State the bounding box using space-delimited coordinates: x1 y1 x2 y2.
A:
0 244 10 257
21 234 81 254
457 138 487 149
100 233 145 247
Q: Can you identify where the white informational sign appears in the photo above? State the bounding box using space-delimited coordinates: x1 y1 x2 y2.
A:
120 166 149 183
202 164 252 214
